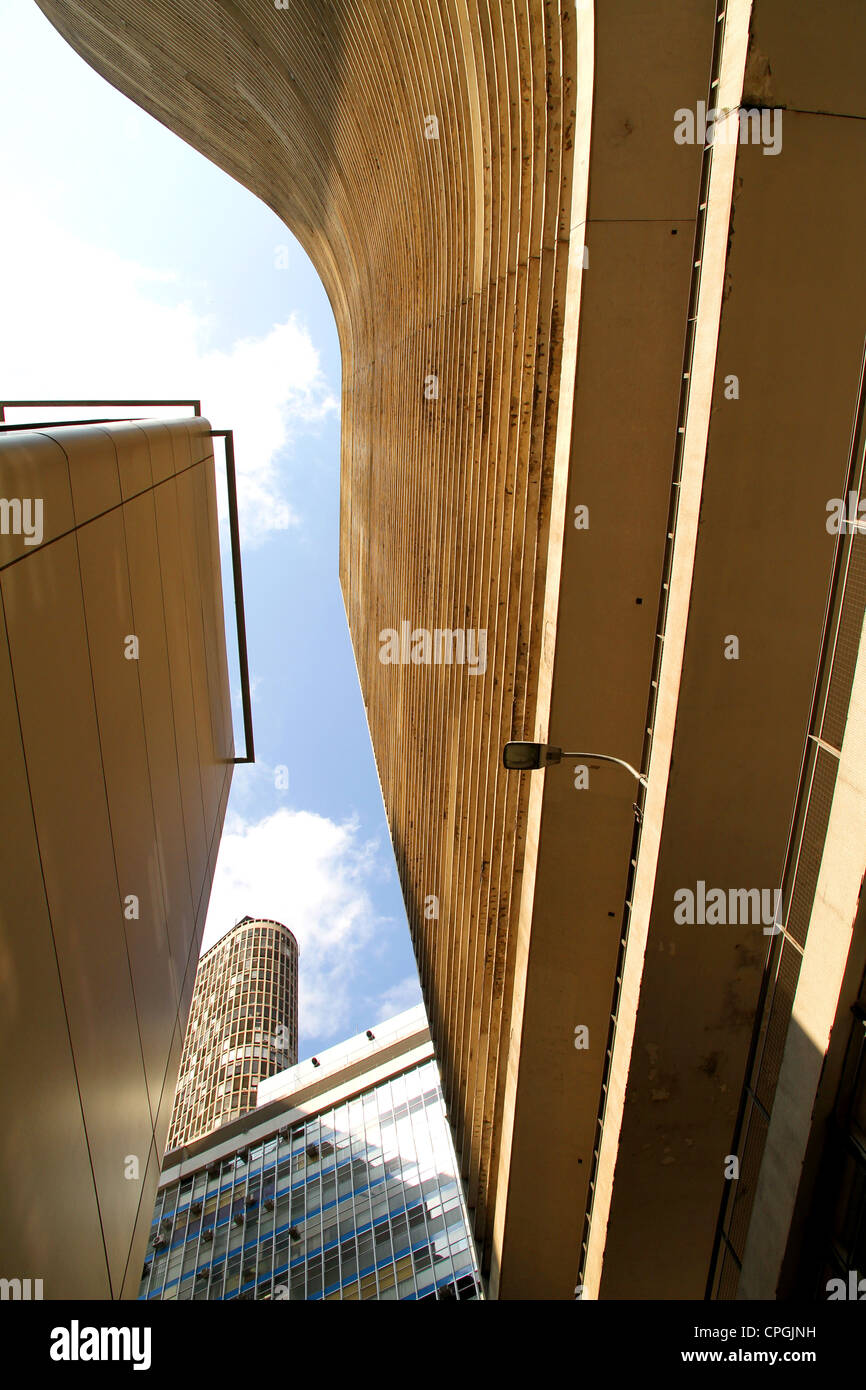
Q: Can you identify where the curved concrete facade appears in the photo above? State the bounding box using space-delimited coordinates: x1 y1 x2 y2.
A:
35 0 866 1300
34 0 585 1291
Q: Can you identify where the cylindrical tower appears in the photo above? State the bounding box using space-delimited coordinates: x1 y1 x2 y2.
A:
168 916 299 1150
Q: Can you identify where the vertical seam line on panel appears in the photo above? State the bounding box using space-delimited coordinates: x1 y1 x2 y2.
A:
0 570 114 1294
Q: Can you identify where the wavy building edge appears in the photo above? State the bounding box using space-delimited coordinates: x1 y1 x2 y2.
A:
29 0 866 1301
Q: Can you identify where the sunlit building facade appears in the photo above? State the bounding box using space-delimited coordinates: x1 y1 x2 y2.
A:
0 409 236 1299
141 1007 481 1300
168 917 299 1150
38 0 866 1301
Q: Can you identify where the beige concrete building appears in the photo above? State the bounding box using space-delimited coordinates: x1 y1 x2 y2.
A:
0 414 235 1297
168 916 299 1150
33 1 866 1300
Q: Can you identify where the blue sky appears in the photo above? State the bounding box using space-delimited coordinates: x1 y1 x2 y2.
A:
0 4 420 1053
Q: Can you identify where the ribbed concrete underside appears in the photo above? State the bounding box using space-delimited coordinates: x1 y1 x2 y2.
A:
35 0 580 1271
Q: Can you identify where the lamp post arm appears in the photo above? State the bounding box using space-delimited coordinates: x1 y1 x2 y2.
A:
562 751 648 788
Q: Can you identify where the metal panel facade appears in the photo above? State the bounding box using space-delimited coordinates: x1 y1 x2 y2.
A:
0 418 233 1297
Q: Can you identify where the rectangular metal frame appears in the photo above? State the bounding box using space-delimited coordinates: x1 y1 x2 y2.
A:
0 400 254 763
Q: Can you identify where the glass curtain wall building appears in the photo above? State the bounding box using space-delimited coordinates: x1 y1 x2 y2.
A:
141 1008 482 1300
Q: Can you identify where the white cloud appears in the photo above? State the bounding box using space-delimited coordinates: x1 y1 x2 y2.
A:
203 807 387 1042
0 198 337 545
372 975 423 1021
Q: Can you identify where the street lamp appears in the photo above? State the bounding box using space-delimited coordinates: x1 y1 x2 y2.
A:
502 741 647 788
